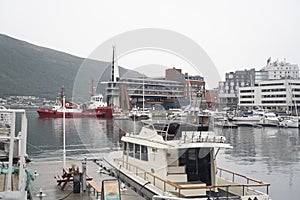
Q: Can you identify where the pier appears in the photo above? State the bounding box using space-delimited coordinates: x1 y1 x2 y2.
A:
27 160 144 200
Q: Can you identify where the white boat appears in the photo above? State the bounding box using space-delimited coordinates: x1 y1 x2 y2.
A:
0 109 32 199
129 106 152 120
278 116 299 128
214 117 238 129
231 110 262 126
258 112 279 127
105 120 270 200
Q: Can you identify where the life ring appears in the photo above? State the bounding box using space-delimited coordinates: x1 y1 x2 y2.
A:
66 103 69 106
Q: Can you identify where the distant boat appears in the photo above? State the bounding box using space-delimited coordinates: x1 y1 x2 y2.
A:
37 86 113 118
128 106 152 120
214 117 238 129
278 116 299 128
257 112 279 127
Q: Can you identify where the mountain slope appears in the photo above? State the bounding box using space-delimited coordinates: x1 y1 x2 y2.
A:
0 34 139 100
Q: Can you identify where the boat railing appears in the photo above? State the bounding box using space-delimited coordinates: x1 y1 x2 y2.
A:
114 158 270 198
180 131 226 144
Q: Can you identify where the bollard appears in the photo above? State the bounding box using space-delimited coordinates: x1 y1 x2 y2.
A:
73 168 81 193
82 157 87 192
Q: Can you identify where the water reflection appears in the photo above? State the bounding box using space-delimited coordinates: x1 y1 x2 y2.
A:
215 126 300 200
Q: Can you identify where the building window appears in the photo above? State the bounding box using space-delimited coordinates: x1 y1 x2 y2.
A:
124 143 127 155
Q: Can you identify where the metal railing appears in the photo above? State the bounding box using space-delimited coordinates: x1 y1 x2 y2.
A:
114 158 270 199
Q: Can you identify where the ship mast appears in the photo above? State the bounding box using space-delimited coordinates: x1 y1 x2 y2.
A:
91 79 95 97
111 45 119 82
110 46 120 106
60 85 65 107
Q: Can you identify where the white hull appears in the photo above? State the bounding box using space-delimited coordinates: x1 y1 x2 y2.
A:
279 117 299 128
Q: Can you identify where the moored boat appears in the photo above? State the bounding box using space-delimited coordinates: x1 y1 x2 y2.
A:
257 112 279 127
104 119 270 200
37 87 113 118
1 108 34 199
278 116 299 128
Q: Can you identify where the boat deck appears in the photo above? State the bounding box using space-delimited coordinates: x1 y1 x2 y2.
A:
27 160 144 200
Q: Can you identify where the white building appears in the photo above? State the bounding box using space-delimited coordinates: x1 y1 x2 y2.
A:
262 58 299 80
238 79 300 113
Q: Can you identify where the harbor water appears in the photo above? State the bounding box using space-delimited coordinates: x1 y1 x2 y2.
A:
25 109 300 200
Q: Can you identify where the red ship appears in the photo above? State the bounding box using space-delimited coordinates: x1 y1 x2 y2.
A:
37 86 113 118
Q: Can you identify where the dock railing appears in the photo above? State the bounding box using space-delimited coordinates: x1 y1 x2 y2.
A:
114 158 270 198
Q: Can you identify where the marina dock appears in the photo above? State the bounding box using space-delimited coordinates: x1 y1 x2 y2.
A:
27 160 144 200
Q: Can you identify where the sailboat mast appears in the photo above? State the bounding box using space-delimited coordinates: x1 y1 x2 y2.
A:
143 75 145 111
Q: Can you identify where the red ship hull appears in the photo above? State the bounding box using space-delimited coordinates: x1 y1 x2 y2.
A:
37 108 113 118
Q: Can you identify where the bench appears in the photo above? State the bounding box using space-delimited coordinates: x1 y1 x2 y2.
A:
54 174 74 189
54 171 93 190
87 180 101 198
54 174 72 183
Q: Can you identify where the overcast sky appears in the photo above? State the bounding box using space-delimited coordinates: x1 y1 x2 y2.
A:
1 0 300 85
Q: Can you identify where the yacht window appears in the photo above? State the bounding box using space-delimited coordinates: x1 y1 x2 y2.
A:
123 143 127 155
135 144 140 159
141 146 148 161
129 143 134 157
152 148 157 152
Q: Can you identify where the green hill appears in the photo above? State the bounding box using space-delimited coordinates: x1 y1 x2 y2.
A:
0 34 139 100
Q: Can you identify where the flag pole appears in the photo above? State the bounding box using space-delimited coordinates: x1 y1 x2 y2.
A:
63 96 66 166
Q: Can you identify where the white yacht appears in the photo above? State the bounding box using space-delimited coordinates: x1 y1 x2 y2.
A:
231 110 262 126
129 106 152 120
105 120 270 200
0 109 31 199
258 112 279 127
278 116 299 128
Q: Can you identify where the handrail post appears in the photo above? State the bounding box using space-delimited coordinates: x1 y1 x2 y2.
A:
226 185 229 200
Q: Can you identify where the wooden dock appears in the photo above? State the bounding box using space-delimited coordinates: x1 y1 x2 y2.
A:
27 160 144 200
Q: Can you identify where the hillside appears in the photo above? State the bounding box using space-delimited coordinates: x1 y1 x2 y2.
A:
0 34 139 100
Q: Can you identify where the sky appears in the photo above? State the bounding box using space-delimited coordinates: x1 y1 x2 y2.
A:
1 0 300 88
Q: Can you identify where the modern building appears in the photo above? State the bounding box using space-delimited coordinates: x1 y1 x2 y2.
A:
238 79 300 113
106 77 184 110
106 65 207 110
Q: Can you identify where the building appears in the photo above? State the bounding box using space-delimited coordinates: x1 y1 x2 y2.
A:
106 67 206 110
262 58 299 80
106 77 184 110
205 89 218 109
238 79 300 113
218 69 256 109
166 68 205 108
